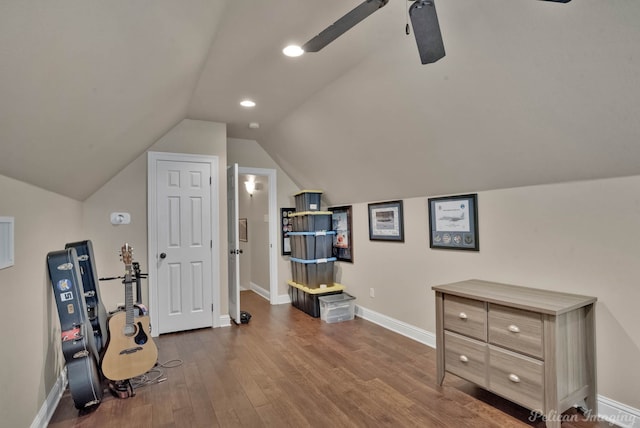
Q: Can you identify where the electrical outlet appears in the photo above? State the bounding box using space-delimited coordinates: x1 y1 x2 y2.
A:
369 288 375 298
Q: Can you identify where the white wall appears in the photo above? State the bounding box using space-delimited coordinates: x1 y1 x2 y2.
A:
238 173 269 292
339 175 640 410
0 174 83 428
248 186 270 291
238 176 252 291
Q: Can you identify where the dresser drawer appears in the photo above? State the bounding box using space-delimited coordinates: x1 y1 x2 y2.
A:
443 295 487 341
489 345 544 411
488 304 543 359
444 331 488 387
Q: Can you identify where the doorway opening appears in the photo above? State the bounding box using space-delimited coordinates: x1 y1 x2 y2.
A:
237 167 278 304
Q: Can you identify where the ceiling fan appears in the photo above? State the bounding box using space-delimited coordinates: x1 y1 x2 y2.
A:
301 0 390 53
300 0 572 65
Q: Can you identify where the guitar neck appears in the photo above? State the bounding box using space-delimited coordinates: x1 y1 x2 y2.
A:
120 243 136 335
124 268 134 328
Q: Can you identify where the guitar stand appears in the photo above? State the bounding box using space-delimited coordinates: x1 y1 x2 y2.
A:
109 379 136 399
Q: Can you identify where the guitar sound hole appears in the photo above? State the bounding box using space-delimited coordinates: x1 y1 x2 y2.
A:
134 322 148 345
123 325 136 337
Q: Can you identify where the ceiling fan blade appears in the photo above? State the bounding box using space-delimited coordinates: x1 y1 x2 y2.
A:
302 0 389 52
409 0 445 64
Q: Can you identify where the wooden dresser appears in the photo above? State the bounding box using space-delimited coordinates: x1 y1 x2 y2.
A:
432 279 597 428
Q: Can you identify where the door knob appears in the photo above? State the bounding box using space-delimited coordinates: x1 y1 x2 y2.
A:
160 252 167 259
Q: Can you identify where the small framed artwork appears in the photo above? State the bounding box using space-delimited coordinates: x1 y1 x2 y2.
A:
329 205 354 262
281 207 295 255
239 218 248 242
368 200 404 242
428 193 479 251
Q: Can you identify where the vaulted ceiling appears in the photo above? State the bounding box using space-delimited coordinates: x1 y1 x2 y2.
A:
2 1 640 204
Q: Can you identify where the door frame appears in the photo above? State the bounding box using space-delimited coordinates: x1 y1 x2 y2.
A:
237 167 278 304
147 151 221 336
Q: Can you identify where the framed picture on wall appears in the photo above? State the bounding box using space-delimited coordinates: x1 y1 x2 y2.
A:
329 205 354 262
280 207 295 255
368 200 404 242
239 218 248 242
428 193 479 251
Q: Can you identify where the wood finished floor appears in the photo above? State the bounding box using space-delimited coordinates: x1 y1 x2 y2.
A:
49 291 614 428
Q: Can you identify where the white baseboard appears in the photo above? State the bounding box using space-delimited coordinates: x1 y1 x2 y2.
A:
31 367 67 428
598 395 640 427
248 282 291 304
218 314 231 327
355 304 639 427
354 304 436 348
276 292 291 305
249 282 270 301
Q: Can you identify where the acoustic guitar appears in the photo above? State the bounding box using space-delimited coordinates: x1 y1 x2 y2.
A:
101 244 158 381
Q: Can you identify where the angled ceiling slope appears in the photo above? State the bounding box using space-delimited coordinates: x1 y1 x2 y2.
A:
252 0 640 205
0 1 229 200
2 0 640 206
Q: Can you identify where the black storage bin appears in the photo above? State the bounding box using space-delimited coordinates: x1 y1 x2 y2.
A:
290 257 336 288
288 281 344 318
294 190 323 212
289 231 335 260
290 212 332 232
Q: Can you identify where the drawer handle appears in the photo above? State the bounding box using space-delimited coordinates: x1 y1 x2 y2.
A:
458 312 468 320
459 355 469 363
508 324 520 333
508 374 521 383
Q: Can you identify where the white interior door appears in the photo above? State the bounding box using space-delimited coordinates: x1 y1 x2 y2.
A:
154 157 213 334
227 163 241 324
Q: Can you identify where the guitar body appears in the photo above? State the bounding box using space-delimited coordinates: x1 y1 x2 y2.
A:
47 248 103 409
101 311 158 381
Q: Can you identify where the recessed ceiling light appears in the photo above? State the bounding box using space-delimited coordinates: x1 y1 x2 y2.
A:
240 99 256 108
283 45 304 57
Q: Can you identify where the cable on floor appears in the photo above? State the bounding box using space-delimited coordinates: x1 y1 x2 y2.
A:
129 359 184 389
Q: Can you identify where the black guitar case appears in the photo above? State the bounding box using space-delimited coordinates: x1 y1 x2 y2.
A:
47 248 103 409
65 240 108 353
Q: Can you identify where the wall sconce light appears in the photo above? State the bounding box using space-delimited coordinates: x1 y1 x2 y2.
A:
244 180 256 196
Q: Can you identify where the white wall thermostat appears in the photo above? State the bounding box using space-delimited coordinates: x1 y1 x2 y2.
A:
110 212 131 225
